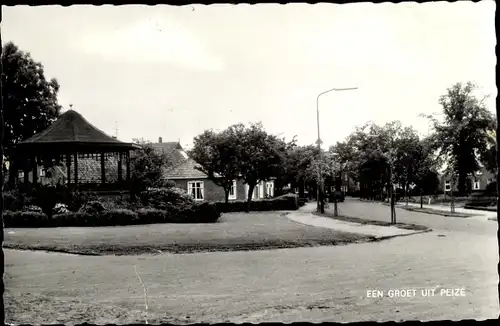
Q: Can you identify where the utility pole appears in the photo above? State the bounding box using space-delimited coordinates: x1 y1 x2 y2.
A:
316 87 358 214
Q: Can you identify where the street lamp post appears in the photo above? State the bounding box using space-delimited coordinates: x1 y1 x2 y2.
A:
316 87 358 213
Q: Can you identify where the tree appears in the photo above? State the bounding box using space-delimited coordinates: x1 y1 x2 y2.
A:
230 123 285 209
2 42 62 184
130 138 172 194
392 126 423 205
412 137 441 208
287 145 320 198
265 135 297 197
190 129 241 203
481 128 497 175
424 82 495 195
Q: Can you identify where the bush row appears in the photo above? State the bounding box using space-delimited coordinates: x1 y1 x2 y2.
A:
3 202 220 228
215 194 300 213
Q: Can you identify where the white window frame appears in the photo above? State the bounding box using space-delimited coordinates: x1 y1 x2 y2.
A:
444 181 451 191
18 171 24 179
266 181 274 198
473 180 480 190
228 180 237 200
253 183 260 199
187 181 204 201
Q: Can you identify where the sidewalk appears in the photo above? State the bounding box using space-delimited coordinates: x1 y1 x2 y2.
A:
286 203 428 239
398 201 498 220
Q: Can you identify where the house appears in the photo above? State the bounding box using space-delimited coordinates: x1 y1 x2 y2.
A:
152 138 275 202
440 165 496 194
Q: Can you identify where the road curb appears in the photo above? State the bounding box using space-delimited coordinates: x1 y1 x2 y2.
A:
285 211 430 240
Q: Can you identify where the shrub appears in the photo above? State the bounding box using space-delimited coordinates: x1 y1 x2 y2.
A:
140 187 195 210
99 209 139 226
159 179 177 188
3 210 50 228
298 198 308 207
3 189 33 212
65 190 97 212
484 181 498 196
53 203 70 214
136 208 170 224
50 212 95 227
79 200 106 215
189 202 220 223
215 194 299 213
24 205 43 213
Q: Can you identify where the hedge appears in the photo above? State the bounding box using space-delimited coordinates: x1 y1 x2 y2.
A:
3 202 220 228
215 194 300 213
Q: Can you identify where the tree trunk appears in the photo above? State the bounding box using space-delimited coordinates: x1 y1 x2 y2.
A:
7 156 16 188
246 184 255 213
224 188 229 204
450 179 455 213
299 179 305 198
420 190 424 209
405 183 409 207
458 171 466 196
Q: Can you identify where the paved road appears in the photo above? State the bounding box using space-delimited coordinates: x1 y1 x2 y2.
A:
5 200 499 324
334 198 497 236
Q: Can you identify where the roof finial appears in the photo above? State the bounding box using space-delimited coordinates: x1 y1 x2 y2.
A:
69 104 73 110
115 121 119 138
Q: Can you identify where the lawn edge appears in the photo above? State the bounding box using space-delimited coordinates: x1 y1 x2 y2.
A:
3 236 379 257
313 211 431 232
379 202 474 218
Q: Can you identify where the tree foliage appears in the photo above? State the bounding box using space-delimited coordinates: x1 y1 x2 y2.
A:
424 82 495 194
330 121 440 200
1 42 62 158
190 129 241 203
190 123 291 204
130 138 172 193
226 122 286 203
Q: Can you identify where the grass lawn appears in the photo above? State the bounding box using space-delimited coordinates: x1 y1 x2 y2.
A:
379 202 473 218
313 211 430 231
4 211 374 255
398 206 474 218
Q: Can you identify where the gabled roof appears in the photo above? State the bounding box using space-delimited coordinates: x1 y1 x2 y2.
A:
150 142 187 167
17 110 139 150
150 140 222 180
164 158 209 180
150 142 183 153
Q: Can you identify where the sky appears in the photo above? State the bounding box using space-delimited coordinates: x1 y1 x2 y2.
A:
2 2 497 149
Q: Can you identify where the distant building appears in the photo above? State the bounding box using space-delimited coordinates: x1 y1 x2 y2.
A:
151 138 275 202
439 165 496 194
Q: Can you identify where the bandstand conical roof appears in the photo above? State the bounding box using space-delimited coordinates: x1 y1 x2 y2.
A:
16 110 140 153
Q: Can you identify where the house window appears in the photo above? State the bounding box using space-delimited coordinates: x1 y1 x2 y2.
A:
473 180 480 190
39 168 46 177
444 181 451 191
18 171 24 179
187 181 204 201
253 184 260 199
266 181 274 198
229 180 237 200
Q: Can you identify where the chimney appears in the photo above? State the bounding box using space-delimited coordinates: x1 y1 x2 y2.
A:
158 137 162 143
